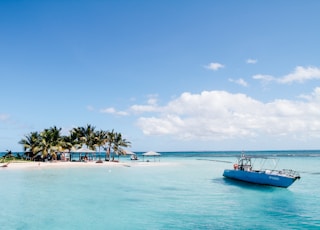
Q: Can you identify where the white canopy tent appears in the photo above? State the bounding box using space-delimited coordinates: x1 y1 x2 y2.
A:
142 151 161 162
74 147 95 153
72 147 96 161
124 150 138 160
123 150 135 155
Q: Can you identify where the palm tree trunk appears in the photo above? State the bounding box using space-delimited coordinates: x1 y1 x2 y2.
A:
106 147 110 161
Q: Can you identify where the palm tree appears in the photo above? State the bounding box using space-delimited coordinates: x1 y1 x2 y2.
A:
39 126 62 160
83 124 96 150
104 129 115 161
70 127 83 149
95 130 107 162
49 126 62 151
112 132 131 161
19 131 41 160
18 125 132 162
72 124 96 150
60 130 79 152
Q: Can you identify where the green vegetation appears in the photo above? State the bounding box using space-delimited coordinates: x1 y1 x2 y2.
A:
18 124 131 161
0 150 26 163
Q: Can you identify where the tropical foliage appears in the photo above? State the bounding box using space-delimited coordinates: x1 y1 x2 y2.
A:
19 125 131 161
0 150 23 163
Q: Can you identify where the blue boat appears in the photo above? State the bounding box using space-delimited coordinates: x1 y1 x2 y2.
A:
223 155 301 188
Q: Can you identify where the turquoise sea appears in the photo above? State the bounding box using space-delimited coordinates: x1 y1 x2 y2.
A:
1 150 320 229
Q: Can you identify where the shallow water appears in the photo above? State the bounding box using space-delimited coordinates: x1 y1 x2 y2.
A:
1 153 320 229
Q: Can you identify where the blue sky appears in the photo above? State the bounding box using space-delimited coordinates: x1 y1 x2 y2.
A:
1 0 320 152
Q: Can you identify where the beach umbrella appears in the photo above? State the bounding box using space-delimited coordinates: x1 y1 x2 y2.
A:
74 147 95 153
73 147 96 161
142 151 161 156
123 150 135 155
124 150 139 160
142 151 161 162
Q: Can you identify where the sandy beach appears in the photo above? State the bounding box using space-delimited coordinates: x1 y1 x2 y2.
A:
0 160 174 170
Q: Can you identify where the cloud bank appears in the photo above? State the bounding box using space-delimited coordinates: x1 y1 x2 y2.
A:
100 65 320 149
132 88 320 141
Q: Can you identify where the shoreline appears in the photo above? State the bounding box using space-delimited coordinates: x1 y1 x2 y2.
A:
0 160 175 170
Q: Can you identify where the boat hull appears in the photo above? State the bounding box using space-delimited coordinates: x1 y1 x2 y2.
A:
223 169 297 188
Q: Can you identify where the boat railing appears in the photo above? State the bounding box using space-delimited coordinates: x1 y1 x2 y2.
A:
265 169 300 178
281 169 301 178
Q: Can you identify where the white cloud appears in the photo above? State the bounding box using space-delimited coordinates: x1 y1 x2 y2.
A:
134 89 320 141
99 96 161 116
130 94 159 113
130 104 159 113
101 107 116 114
116 111 129 116
205 62 225 71
138 115 182 135
146 94 158 105
278 66 320 84
253 66 320 84
100 107 128 116
246 59 257 64
228 78 248 87
252 74 274 82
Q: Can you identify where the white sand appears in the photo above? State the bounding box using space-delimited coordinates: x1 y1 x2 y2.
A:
0 160 175 170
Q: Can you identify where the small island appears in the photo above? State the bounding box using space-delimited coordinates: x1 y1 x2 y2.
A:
1 124 131 165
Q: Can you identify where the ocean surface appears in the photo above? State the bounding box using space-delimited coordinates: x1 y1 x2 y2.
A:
1 150 320 229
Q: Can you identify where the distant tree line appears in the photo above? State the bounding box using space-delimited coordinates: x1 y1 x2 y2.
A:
19 124 131 161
